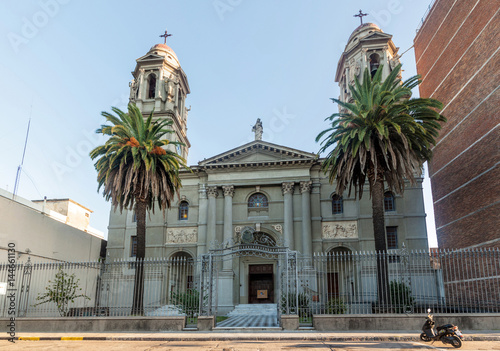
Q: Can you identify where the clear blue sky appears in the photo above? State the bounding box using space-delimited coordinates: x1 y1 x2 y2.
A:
0 0 437 245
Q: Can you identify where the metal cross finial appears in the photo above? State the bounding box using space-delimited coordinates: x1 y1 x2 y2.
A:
159 29 172 44
354 10 368 25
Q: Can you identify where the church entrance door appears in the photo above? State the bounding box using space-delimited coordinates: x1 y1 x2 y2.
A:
248 264 274 304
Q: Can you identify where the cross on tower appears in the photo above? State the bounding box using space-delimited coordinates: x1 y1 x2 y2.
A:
159 29 172 44
354 10 368 25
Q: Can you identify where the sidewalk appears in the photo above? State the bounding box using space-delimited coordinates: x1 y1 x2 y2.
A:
3 330 499 342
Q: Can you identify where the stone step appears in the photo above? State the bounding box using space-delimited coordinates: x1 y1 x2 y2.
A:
227 304 278 316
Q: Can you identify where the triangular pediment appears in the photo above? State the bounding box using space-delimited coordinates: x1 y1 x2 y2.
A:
136 54 165 62
360 32 393 42
198 141 317 168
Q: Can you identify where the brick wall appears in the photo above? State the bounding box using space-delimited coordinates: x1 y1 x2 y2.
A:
414 0 500 249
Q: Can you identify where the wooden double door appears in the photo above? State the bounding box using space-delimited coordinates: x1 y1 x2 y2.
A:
248 264 274 304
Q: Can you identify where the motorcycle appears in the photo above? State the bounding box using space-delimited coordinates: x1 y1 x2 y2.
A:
420 309 463 348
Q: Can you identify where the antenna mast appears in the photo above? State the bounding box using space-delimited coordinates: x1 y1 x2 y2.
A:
13 104 33 198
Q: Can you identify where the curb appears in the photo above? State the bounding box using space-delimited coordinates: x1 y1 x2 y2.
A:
3 335 500 342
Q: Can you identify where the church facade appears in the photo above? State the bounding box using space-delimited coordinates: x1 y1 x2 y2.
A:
106 24 429 309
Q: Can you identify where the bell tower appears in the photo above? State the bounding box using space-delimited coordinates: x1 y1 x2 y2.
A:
335 23 401 107
129 33 191 159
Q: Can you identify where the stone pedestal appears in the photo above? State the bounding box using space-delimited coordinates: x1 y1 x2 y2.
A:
197 316 215 331
217 271 235 315
281 315 299 330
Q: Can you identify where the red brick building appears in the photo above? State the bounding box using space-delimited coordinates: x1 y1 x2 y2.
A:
414 0 499 249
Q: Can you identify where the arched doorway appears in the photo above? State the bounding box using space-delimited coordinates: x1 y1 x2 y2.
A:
167 251 194 303
319 246 355 314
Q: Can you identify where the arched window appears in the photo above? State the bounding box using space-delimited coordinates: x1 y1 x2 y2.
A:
248 193 268 208
253 232 276 246
178 201 189 220
147 74 156 99
384 191 395 212
332 194 343 214
369 53 380 78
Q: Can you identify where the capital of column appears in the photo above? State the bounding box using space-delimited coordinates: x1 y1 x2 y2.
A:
282 182 295 195
300 181 312 194
207 186 219 198
222 185 234 197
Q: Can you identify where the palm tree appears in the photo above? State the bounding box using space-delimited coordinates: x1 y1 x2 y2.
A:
90 103 187 315
316 65 446 306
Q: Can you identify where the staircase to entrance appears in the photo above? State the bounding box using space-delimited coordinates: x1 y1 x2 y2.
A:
215 304 279 329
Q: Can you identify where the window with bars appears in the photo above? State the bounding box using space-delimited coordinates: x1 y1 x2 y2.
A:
248 193 268 208
179 201 189 220
130 236 137 257
386 226 398 250
332 194 343 214
384 192 396 212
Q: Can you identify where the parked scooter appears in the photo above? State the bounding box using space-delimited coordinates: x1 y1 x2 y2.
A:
420 309 463 348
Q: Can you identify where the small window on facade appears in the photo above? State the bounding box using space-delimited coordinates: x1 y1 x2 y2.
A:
148 74 156 99
130 236 137 257
248 193 268 208
132 210 137 222
332 194 343 214
384 192 395 212
386 227 398 250
179 201 189 220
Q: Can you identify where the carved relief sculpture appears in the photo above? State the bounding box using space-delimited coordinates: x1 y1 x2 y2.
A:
129 78 139 100
272 224 283 234
166 228 198 244
322 221 358 239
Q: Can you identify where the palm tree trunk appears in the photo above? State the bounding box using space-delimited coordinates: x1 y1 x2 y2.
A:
131 199 147 315
372 177 389 309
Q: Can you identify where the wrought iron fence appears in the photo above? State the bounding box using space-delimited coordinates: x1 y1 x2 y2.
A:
0 257 201 325
0 248 498 321
296 248 500 321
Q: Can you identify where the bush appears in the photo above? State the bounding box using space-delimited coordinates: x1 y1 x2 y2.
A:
326 297 346 314
171 289 203 318
389 281 414 313
281 292 310 317
34 267 90 317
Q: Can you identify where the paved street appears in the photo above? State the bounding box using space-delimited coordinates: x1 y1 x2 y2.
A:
2 339 500 350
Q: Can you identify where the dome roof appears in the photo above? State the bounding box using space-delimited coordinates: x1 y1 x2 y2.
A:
149 43 178 61
347 22 382 43
344 23 384 52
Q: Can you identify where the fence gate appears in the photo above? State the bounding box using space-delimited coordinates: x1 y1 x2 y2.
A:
198 231 299 327
17 258 32 317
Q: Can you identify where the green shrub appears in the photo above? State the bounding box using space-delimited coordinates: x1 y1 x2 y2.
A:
389 281 414 313
281 292 310 317
171 289 203 318
326 297 346 314
34 267 90 317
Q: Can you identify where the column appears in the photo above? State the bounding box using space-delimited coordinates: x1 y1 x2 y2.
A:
300 181 313 258
222 185 234 271
282 182 295 249
197 184 208 255
206 186 218 250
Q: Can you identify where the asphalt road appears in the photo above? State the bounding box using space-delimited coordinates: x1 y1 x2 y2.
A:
2 340 500 350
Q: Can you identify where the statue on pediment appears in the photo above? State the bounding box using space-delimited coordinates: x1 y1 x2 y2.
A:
252 118 263 141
